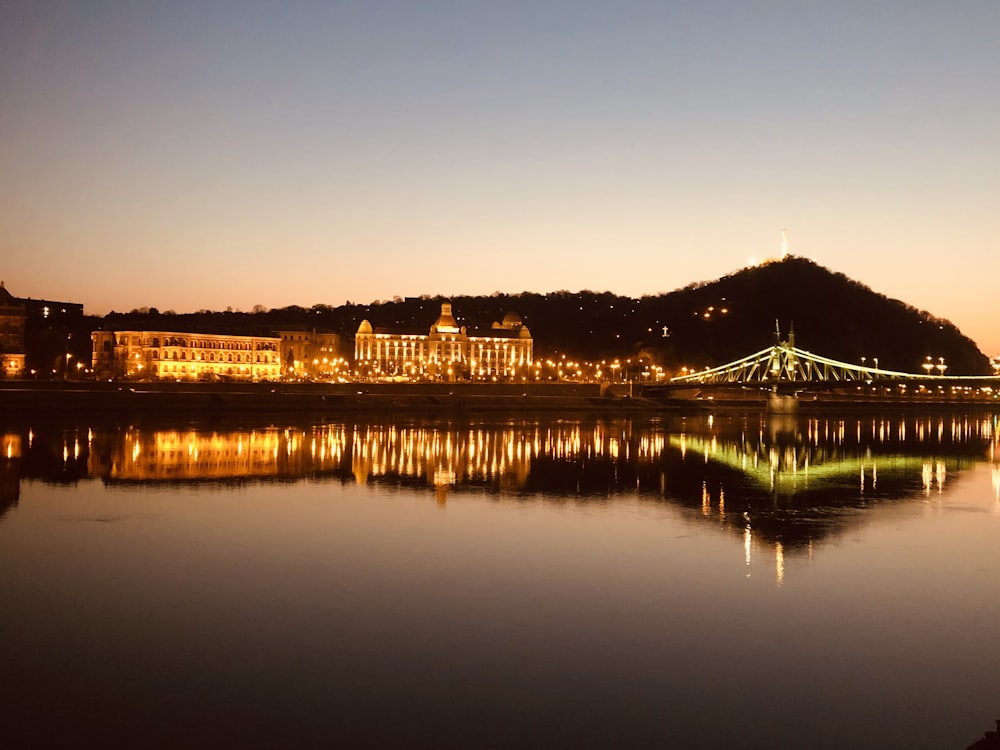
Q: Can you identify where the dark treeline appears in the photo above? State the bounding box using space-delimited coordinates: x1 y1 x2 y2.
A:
92 257 991 375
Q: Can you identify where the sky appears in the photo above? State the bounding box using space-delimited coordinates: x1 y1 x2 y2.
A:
2 1 998 352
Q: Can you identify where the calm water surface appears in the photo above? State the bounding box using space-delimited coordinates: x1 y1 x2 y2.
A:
1 410 998 749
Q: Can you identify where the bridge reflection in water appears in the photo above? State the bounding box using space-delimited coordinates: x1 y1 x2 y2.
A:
2 412 998 583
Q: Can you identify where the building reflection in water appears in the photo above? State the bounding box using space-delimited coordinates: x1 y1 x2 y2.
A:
90 427 349 484
0 433 22 517
4 412 999 583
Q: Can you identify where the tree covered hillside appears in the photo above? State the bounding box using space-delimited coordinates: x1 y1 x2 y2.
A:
94 256 991 375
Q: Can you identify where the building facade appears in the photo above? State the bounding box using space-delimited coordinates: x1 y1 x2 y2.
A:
92 330 282 381
278 329 346 380
0 282 87 378
0 282 27 378
354 302 533 380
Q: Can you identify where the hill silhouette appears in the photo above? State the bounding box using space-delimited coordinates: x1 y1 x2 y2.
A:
94 256 991 375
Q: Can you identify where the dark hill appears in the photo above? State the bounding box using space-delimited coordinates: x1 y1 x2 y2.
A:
93 257 991 375
452 256 989 374
625 256 990 375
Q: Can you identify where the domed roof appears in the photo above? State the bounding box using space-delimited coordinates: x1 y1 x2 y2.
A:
518 325 532 339
432 302 460 333
357 319 373 334
501 310 523 328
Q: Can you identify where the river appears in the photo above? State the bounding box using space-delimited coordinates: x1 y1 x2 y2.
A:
1 409 998 748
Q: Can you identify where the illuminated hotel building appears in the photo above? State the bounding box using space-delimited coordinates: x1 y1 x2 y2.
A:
91 330 281 381
355 302 533 380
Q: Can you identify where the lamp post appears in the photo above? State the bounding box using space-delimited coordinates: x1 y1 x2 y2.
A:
64 333 72 380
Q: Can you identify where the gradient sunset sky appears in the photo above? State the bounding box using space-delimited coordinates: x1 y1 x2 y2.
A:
2 1 998 351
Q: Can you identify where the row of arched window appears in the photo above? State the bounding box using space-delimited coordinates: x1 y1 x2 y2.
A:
149 336 278 351
151 351 276 364
158 364 264 375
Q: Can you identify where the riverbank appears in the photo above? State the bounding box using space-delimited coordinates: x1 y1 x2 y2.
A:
3 381 996 420
0 380 682 418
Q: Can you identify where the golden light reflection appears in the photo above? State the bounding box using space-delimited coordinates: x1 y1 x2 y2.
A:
2 435 20 460
921 461 947 496
5 411 996 593
775 542 785 587
101 426 348 482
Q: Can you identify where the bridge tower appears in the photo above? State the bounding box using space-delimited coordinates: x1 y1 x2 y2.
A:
768 322 800 413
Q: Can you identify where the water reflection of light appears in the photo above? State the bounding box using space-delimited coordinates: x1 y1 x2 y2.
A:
775 542 784 587
921 461 947 496
433 467 456 486
744 526 752 573
57 415 995 569
353 424 545 489
106 426 347 481
2 434 19 460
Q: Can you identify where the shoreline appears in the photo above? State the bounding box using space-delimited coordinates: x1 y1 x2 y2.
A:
1 381 997 420
0 380 675 418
